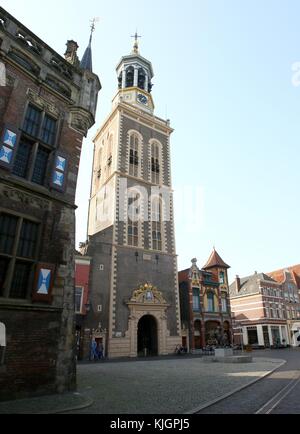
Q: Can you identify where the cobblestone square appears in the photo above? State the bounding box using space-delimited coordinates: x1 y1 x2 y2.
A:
73 356 284 414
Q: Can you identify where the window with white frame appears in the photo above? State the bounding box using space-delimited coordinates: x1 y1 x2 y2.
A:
129 133 140 178
75 286 84 314
265 307 270 318
221 293 228 313
207 292 215 313
220 272 225 284
127 193 140 247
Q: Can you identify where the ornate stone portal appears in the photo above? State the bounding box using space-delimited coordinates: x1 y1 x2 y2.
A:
126 284 171 358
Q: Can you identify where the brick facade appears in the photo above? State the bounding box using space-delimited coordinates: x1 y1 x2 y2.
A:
0 7 100 400
230 273 290 348
179 252 233 352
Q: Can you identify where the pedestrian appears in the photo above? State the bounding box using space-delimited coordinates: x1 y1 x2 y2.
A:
90 338 98 361
97 342 104 360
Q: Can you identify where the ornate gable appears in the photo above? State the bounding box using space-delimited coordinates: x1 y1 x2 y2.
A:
129 283 167 305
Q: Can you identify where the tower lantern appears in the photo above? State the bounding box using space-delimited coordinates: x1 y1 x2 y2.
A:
114 34 154 114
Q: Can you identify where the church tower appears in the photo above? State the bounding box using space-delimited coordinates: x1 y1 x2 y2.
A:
86 35 181 358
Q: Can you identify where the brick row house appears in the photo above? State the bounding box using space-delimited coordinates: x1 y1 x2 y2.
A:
179 250 233 352
268 265 300 347
229 266 300 348
0 7 100 400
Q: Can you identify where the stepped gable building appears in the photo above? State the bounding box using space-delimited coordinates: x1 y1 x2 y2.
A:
229 272 289 348
85 35 181 358
179 250 233 352
0 7 100 400
267 265 300 347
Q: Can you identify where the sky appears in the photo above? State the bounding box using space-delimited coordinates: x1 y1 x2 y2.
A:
2 0 300 281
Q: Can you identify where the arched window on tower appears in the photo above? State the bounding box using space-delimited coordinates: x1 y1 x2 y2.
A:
129 133 140 178
151 197 163 251
107 135 113 178
126 66 134 88
127 192 140 247
138 68 146 90
118 72 122 89
0 322 6 366
96 148 103 180
151 141 161 185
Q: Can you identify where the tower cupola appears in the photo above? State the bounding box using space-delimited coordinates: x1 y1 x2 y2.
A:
113 33 155 113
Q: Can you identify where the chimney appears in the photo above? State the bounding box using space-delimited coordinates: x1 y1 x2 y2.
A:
236 275 241 292
64 40 80 67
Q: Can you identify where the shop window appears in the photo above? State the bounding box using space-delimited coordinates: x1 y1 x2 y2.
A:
247 328 258 345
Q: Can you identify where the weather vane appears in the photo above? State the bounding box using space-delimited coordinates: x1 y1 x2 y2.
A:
89 17 100 41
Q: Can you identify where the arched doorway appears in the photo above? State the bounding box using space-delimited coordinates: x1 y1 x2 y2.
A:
138 315 158 357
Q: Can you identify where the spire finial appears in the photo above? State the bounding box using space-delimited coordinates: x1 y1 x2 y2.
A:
80 17 99 72
131 31 141 54
89 17 100 44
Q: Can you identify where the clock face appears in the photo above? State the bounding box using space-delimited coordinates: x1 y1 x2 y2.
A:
137 93 148 105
